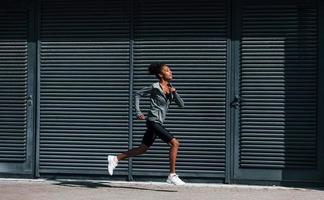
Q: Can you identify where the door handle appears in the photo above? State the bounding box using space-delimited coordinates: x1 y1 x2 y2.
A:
230 95 240 109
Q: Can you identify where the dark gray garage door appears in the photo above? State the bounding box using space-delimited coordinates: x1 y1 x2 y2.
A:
38 0 130 175
132 0 228 179
0 1 35 175
234 0 323 183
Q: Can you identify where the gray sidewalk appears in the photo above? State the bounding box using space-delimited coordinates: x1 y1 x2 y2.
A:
0 178 323 200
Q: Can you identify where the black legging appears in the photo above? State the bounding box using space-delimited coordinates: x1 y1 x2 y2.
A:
142 120 174 147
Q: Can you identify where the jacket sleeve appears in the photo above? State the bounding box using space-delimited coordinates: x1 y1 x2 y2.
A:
173 91 185 108
169 83 184 108
134 86 152 117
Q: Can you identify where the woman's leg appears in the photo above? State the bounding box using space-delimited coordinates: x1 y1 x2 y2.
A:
148 122 179 174
117 121 155 161
168 138 180 174
167 138 185 185
109 145 147 176
117 144 148 161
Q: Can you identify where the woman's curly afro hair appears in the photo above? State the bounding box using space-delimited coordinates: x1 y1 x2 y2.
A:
148 62 166 79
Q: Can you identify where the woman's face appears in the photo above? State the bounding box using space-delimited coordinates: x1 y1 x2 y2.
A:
159 65 173 81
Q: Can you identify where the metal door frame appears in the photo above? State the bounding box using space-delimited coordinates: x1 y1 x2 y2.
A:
0 0 36 176
230 0 324 185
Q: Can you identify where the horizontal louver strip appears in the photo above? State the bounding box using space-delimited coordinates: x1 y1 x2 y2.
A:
240 1 318 169
39 0 130 173
0 7 27 162
133 0 227 177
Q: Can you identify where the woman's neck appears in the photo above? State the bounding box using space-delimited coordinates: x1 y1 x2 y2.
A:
159 79 169 86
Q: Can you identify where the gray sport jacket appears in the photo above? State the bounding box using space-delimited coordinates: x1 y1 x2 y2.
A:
134 82 184 124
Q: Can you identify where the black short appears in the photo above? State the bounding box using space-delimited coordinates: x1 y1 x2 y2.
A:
142 120 174 147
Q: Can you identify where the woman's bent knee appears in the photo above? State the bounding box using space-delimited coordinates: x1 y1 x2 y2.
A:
170 138 180 147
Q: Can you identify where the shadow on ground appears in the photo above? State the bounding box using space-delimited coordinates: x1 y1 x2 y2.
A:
51 180 178 193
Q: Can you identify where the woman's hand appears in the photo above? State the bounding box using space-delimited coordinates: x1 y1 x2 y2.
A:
170 87 176 93
137 114 145 120
168 84 176 93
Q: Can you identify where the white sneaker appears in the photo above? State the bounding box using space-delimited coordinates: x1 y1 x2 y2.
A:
166 174 185 185
107 155 118 176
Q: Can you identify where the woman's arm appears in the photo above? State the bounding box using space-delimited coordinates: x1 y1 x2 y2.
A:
134 86 152 118
169 83 184 108
173 91 184 108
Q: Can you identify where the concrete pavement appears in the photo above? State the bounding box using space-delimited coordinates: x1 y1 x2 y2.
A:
0 178 323 200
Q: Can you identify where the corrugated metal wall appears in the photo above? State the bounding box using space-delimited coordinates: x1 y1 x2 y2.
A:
0 4 28 163
38 0 229 179
20 0 321 183
239 0 318 169
132 0 228 178
39 0 130 174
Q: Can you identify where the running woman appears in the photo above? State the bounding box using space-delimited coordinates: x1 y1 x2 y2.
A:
107 63 185 185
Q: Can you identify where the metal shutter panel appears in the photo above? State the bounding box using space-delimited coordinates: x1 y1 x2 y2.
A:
39 0 130 174
240 0 318 169
0 5 28 162
133 0 228 178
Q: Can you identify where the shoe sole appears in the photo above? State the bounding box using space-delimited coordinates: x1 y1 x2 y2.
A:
166 179 185 186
